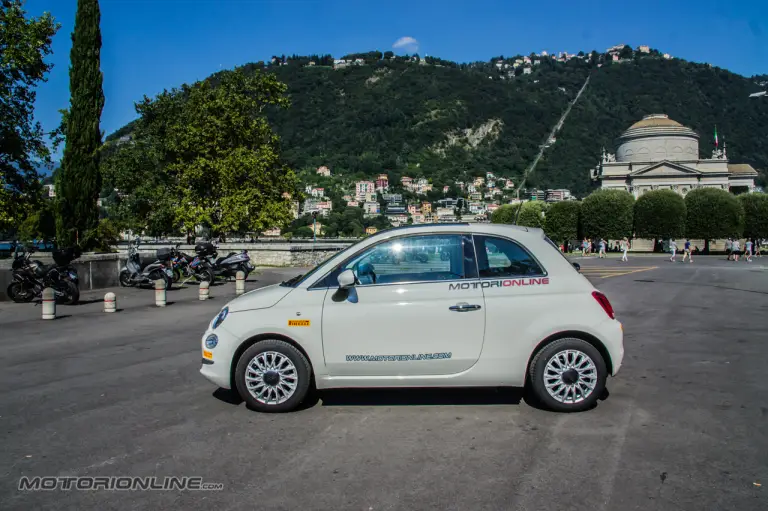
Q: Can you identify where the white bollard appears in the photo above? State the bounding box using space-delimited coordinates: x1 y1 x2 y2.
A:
104 292 117 313
199 281 210 301
155 279 166 307
42 287 56 320
235 271 245 295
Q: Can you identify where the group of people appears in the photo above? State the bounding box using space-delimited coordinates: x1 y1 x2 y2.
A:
579 238 631 262
666 239 695 263
667 238 761 262
724 238 760 262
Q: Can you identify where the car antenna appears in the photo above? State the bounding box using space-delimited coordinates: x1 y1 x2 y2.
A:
513 201 522 225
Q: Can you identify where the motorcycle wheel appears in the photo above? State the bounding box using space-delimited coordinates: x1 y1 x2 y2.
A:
8 282 34 303
119 270 134 287
198 268 214 284
149 270 172 290
56 280 79 305
172 268 182 283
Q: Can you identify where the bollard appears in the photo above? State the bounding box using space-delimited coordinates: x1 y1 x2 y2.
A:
155 279 166 307
199 281 210 301
104 292 117 313
235 271 245 295
42 287 56 320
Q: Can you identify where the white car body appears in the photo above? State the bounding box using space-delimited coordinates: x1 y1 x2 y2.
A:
200 224 623 407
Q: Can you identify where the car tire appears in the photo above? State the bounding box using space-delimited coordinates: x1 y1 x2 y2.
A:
528 337 607 413
235 340 312 413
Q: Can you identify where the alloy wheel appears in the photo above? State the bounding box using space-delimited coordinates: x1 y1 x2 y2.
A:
543 349 598 404
244 351 299 405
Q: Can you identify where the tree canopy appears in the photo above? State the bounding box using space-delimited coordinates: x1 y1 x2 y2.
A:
101 69 300 237
56 0 104 246
544 201 581 244
738 193 768 241
685 188 743 241
0 1 59 232
581 189 634 240
633 190 686 240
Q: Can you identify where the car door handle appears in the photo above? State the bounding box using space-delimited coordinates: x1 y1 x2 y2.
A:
449 303 482 312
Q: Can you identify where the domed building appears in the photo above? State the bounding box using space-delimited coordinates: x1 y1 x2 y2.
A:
591 114 757 197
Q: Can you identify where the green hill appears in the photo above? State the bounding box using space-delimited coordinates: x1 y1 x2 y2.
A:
109 50 768 197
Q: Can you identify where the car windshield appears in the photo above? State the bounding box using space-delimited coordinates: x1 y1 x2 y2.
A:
279 238 369 287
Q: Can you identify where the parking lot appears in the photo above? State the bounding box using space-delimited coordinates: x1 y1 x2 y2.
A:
1 257 767 510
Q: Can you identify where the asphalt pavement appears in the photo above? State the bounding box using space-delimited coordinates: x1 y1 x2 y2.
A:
1 257 767 510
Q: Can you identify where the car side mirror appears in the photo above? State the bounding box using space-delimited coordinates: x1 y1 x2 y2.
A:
572 262 581 273
337 269 356 289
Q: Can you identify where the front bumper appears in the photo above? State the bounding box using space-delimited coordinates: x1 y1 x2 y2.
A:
199 326 238 389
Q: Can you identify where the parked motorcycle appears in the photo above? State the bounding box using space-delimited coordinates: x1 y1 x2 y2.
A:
7 246 81 305
197 241 254 281
118 239 173 289
170 244 214 284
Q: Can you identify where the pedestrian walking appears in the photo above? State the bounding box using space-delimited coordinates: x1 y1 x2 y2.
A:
581 238 588 256
731 239 741 262
669 239 678 262
621 237 629 262
598 238 606 259
725 238 733 260
755 241 762 257
744 239 753 262
682 239 693 263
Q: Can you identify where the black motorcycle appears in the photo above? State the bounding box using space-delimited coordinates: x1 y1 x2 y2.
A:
7 246 81 305
196 242 253 281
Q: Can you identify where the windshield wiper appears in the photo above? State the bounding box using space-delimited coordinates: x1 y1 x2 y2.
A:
280 274 304 287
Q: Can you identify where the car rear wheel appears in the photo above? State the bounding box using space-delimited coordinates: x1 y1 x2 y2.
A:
528 337 607 412
235 340 311 413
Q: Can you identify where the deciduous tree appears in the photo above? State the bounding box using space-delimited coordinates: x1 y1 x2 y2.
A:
685 188 743 251
544 201 581 245
0 1 59 232
738 193 768 241
633 190 686 241
581 189 634 240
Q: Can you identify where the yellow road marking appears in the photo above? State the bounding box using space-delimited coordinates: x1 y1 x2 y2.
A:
600 266 658 279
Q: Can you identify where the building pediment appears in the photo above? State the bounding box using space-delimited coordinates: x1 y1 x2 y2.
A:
628 160 702 177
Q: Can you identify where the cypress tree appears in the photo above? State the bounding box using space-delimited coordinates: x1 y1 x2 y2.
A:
56 0 104 246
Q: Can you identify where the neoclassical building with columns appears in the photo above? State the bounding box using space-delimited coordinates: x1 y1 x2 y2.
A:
590 114 758 197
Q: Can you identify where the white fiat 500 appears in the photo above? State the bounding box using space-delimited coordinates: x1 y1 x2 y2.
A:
200 224 623 413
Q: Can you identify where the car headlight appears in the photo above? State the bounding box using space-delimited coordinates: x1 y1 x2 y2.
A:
212 307 229 329
205 334 218 349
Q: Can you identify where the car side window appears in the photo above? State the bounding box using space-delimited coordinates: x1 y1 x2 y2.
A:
474 235 545 278
340 234 473 285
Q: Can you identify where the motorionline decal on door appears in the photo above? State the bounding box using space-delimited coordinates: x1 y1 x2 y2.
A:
449 277 550 290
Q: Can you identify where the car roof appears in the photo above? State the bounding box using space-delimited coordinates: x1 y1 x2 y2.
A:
373 222 538 238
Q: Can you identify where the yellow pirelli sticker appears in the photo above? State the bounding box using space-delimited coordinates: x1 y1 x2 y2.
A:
288 319 311 327
203 350 213 360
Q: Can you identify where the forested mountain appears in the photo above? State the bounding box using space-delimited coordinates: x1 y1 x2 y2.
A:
109 50 768 197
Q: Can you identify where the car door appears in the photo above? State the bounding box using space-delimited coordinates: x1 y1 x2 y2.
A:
320 233 485 377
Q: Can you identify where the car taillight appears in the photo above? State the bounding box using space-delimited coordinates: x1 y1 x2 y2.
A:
592 291 615 319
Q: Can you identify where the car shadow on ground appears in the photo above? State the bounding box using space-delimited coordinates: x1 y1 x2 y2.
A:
213 387 614 411
213 387 524 409
318 387 525 407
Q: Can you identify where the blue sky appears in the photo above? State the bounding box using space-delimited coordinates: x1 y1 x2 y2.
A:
24 0 768 150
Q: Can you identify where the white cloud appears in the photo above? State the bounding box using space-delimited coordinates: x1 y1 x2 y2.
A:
392 36 419 52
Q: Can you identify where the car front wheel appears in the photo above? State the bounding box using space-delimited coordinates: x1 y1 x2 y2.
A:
529 337 607 412
235 340 311 413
